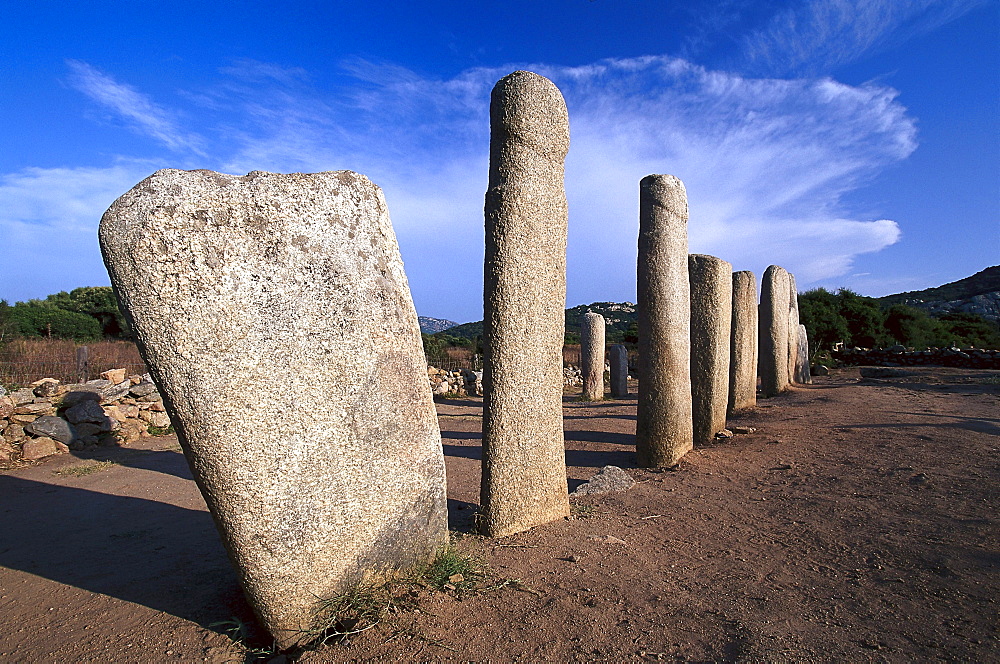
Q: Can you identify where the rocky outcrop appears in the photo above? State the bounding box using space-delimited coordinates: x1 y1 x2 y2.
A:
0 369 172 466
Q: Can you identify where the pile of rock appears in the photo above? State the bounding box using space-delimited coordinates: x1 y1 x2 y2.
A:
427 366 483 397
834 346 1000 369
0 368 173 465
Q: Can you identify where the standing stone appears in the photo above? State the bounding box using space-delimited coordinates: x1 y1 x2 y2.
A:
796 324 813 384
759 265 791 397
580 312 606 401
481 71 570 537
689 254 733 444
729 271 758 414
609 344 629 398
636 175 694 467
99 168 448 648
787 273 800 384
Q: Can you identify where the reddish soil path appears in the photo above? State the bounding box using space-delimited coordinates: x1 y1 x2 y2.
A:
1 367 997 662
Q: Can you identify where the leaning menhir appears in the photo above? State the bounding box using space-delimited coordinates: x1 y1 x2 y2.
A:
729 270 758 413
481 71 571 537
759 264 791 397
581 312 606 401
636 174 694 467
609 343 629 398
99 168 448 648
689 254 733 444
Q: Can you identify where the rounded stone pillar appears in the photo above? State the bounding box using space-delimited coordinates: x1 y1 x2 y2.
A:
796 324 813 384
609 344 629 398
636 174 693 467
787 273 800 384
689 254 733 445
759 265 790 398
481 71 571 537
729 270 758 414
581 312 606 401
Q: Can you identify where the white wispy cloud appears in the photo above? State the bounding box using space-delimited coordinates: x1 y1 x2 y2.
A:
66 60 205 154
7 55 918 319
0 162 157 301
739 0 989 75
198 56 917 318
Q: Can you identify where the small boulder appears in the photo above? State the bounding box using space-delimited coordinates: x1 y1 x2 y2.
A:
811 364 829 376
31 379 62 398
21 437 68 461
100 368 128 385
129 381 159 398
60 387 104 407
24 416 74 445
571 465 635 496
65 400 114 429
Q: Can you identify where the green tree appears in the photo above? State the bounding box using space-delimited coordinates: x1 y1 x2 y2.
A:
9 302 102 341
798 288 849 354
937 312 1000 349
836 289 886 348
883 304 944 349
46 286 131 338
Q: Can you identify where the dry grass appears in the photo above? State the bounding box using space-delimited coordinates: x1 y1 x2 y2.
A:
0 338 146 387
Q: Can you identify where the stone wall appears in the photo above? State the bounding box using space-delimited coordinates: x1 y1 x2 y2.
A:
428 366 483 396
833 346 1000 369
0 368 171 466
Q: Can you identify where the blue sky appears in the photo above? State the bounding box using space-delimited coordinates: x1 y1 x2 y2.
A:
1 0 997 323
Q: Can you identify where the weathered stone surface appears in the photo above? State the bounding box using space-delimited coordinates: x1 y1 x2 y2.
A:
10 388 35 406
636 174 694 467
60 386 104 407
570 465 635 496
24 416 74 445
581 312 606 401
32 379 61 398
796 324 812 384
100 381 132 403
787 273 800 384
21 437 67 461
481 71 571 537
0 396 12 419
609 344 629 398
14 402 52 416
64 400 112 427
100 368 128 385
689 254 732 445
99 167 448 647
759 265 791 397
729 270 758 414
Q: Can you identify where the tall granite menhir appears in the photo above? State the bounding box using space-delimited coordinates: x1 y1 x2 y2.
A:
689 254 732 444
759 265 791 397
787 273 800 384
581 312 606 401
729 270 758 413
99 169 448 648
609 344 629 398
482 71 571 537
637 175 694 467
796 324 812 384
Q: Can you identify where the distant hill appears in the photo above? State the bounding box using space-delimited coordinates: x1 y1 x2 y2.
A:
879 266 1000 322
431 302 638 344
418 316 459 334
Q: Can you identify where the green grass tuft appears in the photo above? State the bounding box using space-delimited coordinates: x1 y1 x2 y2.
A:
53 460 117 477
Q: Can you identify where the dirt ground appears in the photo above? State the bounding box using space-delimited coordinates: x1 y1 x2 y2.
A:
1 366 997 662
